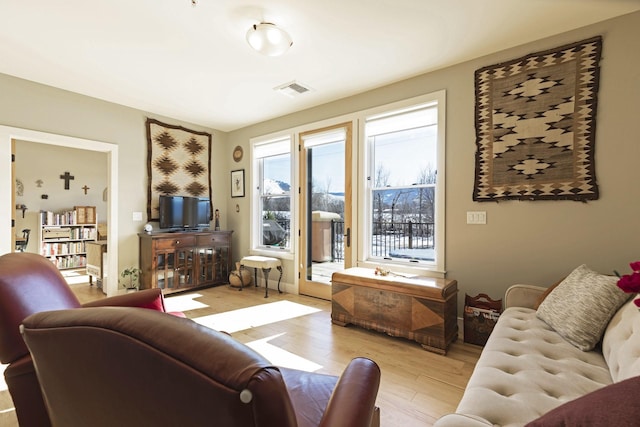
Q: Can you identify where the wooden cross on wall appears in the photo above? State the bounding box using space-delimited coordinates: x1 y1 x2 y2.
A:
60 172 74 190
82 185 90 194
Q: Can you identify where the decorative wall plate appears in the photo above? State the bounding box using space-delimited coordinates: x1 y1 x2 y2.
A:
233 146 243 162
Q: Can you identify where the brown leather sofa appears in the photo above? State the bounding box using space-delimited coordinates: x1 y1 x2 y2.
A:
21 306 381 427
0 252 181 427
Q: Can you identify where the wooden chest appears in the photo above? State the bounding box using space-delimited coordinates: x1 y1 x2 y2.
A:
331 267 458 354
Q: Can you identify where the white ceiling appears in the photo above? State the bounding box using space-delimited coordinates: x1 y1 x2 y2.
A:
1 1 639 132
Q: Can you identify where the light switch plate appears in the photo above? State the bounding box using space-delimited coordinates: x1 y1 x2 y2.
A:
132 211 143 221
467 211 487 224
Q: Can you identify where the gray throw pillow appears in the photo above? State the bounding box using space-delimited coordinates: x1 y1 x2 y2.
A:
537 264 631 351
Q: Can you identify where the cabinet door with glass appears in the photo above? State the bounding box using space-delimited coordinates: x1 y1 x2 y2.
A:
195 231 233 285
140 234 195 293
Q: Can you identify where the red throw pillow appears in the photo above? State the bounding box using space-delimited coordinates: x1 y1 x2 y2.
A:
525 376 640 427
137 297 165 312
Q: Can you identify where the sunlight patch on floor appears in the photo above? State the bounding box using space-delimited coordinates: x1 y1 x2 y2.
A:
246 333 323 372
61 269 91 285
164 293 209 312
192 300 321 334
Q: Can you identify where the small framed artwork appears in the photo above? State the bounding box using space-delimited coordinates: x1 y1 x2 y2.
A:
231 169 245 198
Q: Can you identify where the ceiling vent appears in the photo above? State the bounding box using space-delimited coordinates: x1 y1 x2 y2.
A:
274 81 314 98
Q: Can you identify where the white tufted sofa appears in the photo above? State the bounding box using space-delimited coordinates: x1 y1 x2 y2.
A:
434 284 640 426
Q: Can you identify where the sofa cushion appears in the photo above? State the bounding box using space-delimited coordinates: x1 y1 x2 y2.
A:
451 307 612 427
525 375 640 427
536 264 630 351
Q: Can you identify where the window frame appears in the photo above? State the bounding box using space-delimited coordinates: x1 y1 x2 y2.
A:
248 90 446 276
249 134 295 259
357 91 446 275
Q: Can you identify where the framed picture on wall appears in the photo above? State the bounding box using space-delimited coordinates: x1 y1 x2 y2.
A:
231 169 245 198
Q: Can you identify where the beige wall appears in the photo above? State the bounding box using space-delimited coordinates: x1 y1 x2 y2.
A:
14 142 108 253
227 11 640 309
0 74 227 273
1 11 638 308
15 141 108 221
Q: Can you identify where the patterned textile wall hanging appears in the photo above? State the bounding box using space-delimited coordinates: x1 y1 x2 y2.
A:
473 36 602 202
146 118 212 221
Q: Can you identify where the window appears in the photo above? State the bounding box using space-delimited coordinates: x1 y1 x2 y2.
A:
248 90 446 274
363 93 445 271
251 136 293 252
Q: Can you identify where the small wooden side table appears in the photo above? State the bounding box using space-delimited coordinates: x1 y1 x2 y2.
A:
331 267 458 354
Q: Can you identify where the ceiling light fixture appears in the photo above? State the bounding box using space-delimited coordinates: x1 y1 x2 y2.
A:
246 23 293 57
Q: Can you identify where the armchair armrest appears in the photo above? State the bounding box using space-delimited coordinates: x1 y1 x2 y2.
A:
504 284 547 309
83 288 166 312
319 357 381 427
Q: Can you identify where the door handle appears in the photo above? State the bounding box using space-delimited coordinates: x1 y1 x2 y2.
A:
344 227 351 248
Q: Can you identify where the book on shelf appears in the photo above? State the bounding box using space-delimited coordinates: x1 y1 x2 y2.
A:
41 241 86 256
48 254 86 269
41 206 96 226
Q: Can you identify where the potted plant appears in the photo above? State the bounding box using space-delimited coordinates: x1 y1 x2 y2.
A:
120 267 141 290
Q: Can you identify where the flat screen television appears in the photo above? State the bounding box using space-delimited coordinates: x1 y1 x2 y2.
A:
159 195 211 230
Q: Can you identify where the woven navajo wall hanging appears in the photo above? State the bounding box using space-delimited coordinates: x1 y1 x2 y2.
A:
146 118 212 221
473 36 602 202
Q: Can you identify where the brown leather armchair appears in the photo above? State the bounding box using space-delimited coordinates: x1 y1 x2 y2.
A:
0 252 181 427
21 306 381 427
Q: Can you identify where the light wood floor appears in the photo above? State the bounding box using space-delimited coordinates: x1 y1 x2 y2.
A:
0 282 482 426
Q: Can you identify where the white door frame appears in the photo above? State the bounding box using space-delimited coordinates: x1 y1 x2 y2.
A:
0 125 119 296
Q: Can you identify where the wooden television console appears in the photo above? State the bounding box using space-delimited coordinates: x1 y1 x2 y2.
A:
139 230 232 295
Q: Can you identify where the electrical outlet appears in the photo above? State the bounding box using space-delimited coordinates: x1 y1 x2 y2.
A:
466 211 487 224
132 211 143 221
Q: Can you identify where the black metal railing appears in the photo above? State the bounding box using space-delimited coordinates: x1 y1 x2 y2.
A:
331 220 434 262
331 219 344 262
265 219 434 262
371 220 434 258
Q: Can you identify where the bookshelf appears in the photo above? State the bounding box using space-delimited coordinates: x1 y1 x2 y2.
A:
38 206 97 270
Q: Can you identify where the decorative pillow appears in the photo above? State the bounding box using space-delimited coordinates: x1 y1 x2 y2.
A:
536 264 630 351
525 376 640 426
533 278 564 310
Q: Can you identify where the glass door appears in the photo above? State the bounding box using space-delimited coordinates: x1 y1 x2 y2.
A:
174 247 194 289
298 122 353 300
156 248 193 290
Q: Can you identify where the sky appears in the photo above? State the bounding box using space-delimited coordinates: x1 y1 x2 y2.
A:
263 125 437 194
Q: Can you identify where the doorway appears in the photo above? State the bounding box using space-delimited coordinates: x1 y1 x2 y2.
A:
1 125 119 296
298 122 353 300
